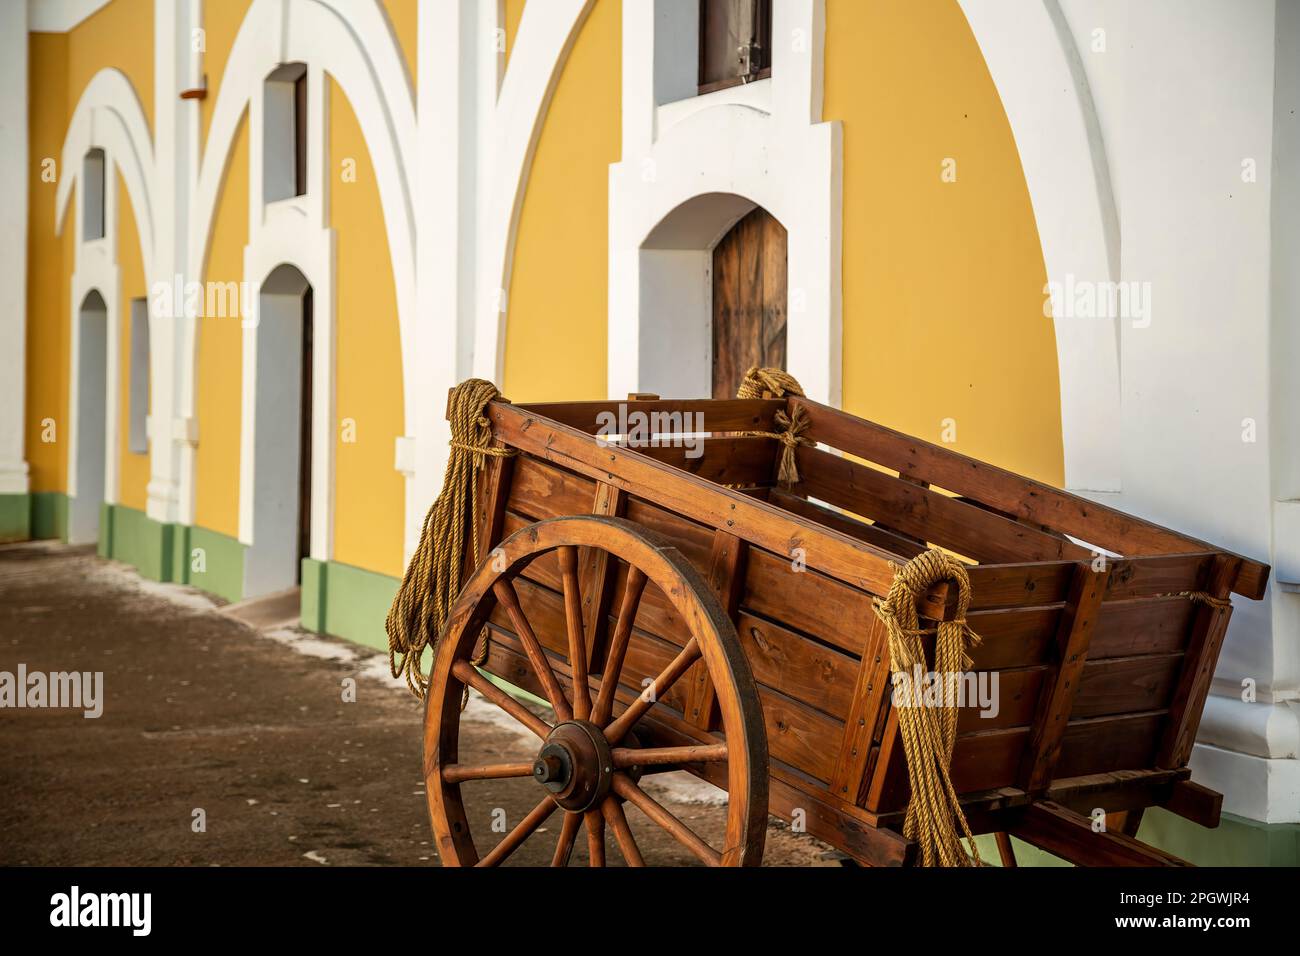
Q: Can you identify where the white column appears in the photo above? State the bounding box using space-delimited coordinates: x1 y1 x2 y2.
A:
0 2 31 504
410 0 483 557
147 0 201 527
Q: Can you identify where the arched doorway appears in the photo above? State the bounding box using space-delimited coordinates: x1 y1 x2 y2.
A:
69 290 108 545
242 264 314 597
636 193 789 399
711 207 787 398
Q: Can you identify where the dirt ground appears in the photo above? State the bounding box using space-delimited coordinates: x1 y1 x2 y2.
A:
0 542 829 867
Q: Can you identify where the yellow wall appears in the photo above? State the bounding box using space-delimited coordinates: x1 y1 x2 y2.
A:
115 169 150 511
502 0 619 402
200 0 254 145
503 0 526 67
68 0 154 133
382 0 419 89
25 0 155 497
193 115 248 537
329 80 406 578
825 0 1064 486
26 34 71 494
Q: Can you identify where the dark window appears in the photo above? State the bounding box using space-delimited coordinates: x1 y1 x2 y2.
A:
128 298 149 454
263 63 308 202
294 70 308 197
83 148 106 240
699 0 772 95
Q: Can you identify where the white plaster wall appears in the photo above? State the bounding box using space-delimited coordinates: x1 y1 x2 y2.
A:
0 2 30 498
1047 0 1297 820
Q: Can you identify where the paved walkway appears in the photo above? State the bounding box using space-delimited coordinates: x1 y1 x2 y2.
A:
0 543 823 866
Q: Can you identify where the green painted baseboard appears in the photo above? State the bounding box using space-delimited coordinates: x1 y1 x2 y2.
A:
100 504 174 581
30 492 68 541
300 557 398 653
0 493 32 543
184 525 245 603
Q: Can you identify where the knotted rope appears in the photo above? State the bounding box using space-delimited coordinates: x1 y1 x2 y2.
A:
871 548 983 867
737 365 805 400
386 379 514 698
735 367 811 486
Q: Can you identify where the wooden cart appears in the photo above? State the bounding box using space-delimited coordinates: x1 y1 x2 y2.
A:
421 391 1269 866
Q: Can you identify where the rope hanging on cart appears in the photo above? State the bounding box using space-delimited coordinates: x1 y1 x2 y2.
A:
736 367 811 486
871 548 984 867
386 379 514 698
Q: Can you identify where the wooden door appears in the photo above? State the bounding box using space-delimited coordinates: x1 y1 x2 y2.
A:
711 206 787 399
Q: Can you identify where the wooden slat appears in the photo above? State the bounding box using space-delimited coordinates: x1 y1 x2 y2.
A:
741 549 874 656
768 487 927 559
580 482 626 670
516 398 784 435
757 686 843 784
506 454 595 521
1104 553 1213 600
1072 653 1183 719
1011 801 1191 866
1044 767 1191 815
1054 711 1165 779
829 611 891 802
737 611 860 719
795 445 1090 564
792 395 1268 599
1164 780 1223 829
965 606 1059 669
684 530 748 729
1090 595 1195 658
623 497 714 568
1018 565 1107 791
1157 554 1242 768
632 436 778 488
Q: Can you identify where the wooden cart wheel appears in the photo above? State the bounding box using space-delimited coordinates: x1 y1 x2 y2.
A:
422 515 768 866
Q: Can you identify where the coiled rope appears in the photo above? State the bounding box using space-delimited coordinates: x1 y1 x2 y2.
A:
735 366 811 486
386 379 514 698
736 365 805 400
871 548 983 867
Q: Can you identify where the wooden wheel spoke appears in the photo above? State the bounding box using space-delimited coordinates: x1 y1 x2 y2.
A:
551 811 583 867
476 796 559 867
453 659 552 739
604 638 702 743
601 796 645 867
591 566 648 727
611 743 728 769
612 773 721 867
493 578 573 722
585 809 606 867
441 760 536 784
558 547 593 720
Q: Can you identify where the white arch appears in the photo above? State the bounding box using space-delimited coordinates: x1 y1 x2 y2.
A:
54 68 157 278
958 0 1122 493
185 0 416 443
472 0 596 384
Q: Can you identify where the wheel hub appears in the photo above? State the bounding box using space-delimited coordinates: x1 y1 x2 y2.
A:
533 720 613 813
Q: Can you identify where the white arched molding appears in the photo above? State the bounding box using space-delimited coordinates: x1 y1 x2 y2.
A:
609 0 842 405
958 0 1122 494
182 0 416 560
471 0 596 384
54 70 156 540
55 69 158 274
